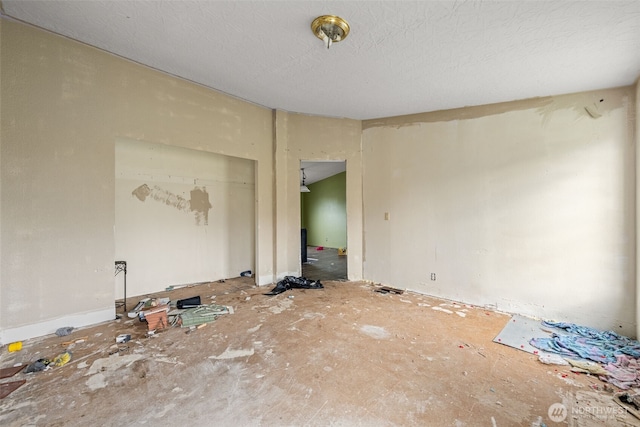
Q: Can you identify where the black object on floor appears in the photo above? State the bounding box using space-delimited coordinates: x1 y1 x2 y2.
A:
265 276 323 296
375 286 404 295
301 229 307 263
177 296 201 309
115 260 127 311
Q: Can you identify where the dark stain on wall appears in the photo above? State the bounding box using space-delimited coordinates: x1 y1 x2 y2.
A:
190 187 212 225
131 184 152 201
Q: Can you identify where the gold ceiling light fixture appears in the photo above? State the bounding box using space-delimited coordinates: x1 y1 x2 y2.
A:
311 15 350 49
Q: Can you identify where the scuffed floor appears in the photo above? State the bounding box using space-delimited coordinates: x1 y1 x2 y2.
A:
1 279 638 426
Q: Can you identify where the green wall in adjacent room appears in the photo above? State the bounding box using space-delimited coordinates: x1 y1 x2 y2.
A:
301 172 347 249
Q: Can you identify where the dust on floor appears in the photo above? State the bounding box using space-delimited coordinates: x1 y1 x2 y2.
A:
1 279 638 426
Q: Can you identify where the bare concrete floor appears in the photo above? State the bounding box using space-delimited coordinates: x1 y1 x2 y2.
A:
303 246 347 281
1 279 638 426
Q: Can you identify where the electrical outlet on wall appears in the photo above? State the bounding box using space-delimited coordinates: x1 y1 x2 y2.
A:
430 273 436 281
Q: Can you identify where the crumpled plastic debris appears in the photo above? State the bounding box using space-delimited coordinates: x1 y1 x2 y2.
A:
55 326 74 337
25 359 51 373
264 276 323 296
615 390 640 420
52 351 72 367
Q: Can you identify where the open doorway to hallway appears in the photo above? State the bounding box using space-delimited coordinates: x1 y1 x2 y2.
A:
300 160 347 281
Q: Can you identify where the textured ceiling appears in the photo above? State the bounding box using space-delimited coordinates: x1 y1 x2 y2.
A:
301 161 345 186
2 1 640 120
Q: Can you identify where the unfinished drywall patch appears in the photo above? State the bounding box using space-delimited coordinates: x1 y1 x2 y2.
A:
535 90 626 125
362 97 555 130
131 184 212 225
190 187 213 225
115 138 255 297
132 184 190 210
362 87 628 130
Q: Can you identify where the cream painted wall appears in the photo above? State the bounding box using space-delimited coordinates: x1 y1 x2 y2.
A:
0 18 4 336
276 112 363 281
636 77 640 339
115 139 255 297
363 87 636 335
0 19 274 343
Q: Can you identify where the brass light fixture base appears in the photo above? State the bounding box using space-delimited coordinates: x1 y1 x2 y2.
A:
311 15 350 49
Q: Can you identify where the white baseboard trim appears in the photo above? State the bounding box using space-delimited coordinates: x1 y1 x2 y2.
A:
0 307 115 345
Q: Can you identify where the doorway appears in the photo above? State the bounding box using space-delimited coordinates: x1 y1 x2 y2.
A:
300 160 347 281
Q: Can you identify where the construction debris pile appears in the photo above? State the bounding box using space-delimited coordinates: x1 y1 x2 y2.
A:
495 315 640 421
129 296 233 333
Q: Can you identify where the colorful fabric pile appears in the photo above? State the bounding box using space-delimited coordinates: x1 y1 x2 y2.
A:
530 321 640 389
